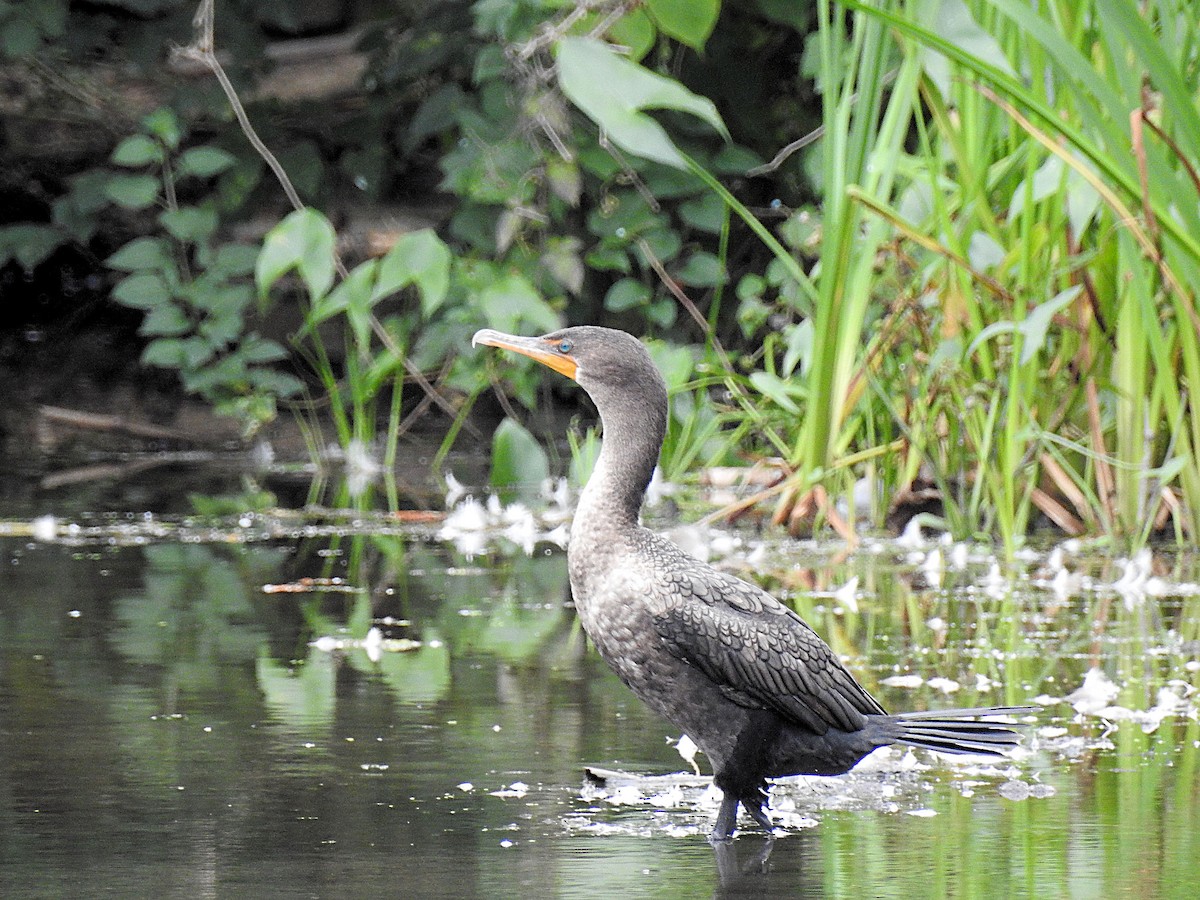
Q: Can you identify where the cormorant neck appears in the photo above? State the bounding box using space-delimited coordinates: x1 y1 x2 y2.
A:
578 380 668 529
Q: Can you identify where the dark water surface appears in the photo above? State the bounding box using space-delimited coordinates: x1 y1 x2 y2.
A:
2 503 1198 898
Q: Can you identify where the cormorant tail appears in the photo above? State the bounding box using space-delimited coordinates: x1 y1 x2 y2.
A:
886 706 1036 756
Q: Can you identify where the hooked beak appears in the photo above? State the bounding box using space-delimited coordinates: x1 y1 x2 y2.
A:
472 329 578 380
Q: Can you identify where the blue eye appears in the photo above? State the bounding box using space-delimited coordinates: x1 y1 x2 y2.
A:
557 339 573 354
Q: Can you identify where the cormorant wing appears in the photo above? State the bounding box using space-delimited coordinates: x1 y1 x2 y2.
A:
652 557 887 734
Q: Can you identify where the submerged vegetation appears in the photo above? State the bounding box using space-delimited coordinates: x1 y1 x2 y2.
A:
2 0 1199 549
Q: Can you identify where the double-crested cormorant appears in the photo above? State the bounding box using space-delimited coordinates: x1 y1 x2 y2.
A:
473 325 1031 840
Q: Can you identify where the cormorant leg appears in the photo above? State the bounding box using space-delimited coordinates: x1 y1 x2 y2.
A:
710 793 741 842
745 800 773 833
743 791 773 834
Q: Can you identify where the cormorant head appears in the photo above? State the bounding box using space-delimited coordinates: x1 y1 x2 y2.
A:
472 325 667 403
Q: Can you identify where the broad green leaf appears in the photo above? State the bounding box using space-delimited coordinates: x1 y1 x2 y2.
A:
679 193 726 232
103 174 161 210
736 273 766 302
1017 286 1082 365
374 229 452 316
585 245 631 272
139 303 190 337
634 227 682 264
545 157 581 205
112 272 171 310
159 206 218 243
307 259 378 349
186 280 252 316
240 334 289 363
490 417 550 503
674 251 726 287
646 340 695 392
175 144 236 177
607 6 656 61
782 319 813 377
604 277 651 312
141 337 188 368
256 208 337 300
247 369 305 397
541 237 584 295
1010 154 1101 238
405 83 468 153
141 108 181 150
555 36 728 170
645 0 719 51
749 371 802 414
198 309 242 347
107 238 172 273
919 0 1016 98
209 243 260 278
966 286 1082 365
646 299 677 328
111 134 161 167
0 224 64 271
479 272 560 334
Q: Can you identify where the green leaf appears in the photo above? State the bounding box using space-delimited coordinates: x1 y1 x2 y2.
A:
545 157 581 206
679 193 726 232
749 371 802 414
111 134 161 168
247 369 305 397
186 279 252 316
1017 286 1082 365
919 0 1016 97
256 208 337 300
604 277 651 312
585 245 631 272
645 0 719 51
646 299 677 328
103 174 161 210
240 334 289 363
198 308 243 347
479 273 560 334
175 144 235 177
555 36 729 170
646 340 695 392
490 417 550 503
209 244 260 278
311 259 377 350
0 224 64 271
374 229 452 316
159 207 218 243
305 259 374 330
141 338 188 368
112 272 171 310
965 286 1082 366
674 251 726 287
541 237 584 295
107 238 172 272
607 7 657 61
141 108 181 150
139 303 190 337
634 227 682 264
176 146 237 179
782 319 812 377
